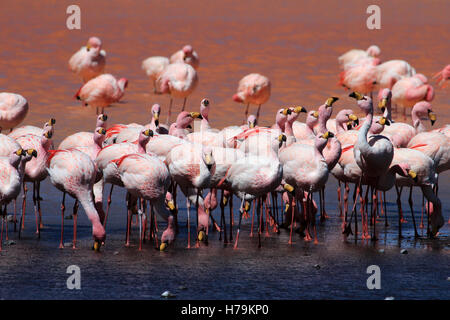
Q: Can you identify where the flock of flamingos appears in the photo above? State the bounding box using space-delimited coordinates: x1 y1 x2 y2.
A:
0 38 449 253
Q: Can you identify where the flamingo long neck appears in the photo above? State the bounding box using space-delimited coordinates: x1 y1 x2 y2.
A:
78 192 104 239
324 138 341 170
137 136 149 153
382 99 393 122
357 106 373 155
152 197 171 221
306 118 316 136
336 119 346 134
285 120 294 137
411 108 425 134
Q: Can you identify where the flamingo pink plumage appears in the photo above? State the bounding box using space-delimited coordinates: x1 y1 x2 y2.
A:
233 73 271 122
69 37 106 83
0 93 29 132
170 45 200 70
433 64 450 88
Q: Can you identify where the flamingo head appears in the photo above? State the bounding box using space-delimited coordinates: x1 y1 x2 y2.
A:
96 114 108 128
200 98 210 118
306 110 320 129
316 132 334 152
366 45 381 57
182 44 194 56
165 192 176 213
377 88 392 113
412 101 436 126
336 109 358 130
86 37 102 52
349 92 372 115
232 92 245 103
151 104 161 126
201 146 215 171
275 108 290 127
118 78 128 91
247 114 257 128
288 106 307 123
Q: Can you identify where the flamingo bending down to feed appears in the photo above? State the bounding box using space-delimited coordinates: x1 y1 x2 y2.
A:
0 149 36 251
338 45 381 70
170 45 200 70
0 93 29 132
156 62 198 124
76 74 128 115
69 36 106 83
46 149 106 250
233 73 271 123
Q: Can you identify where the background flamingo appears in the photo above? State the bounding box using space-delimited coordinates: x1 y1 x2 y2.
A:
69 36 106 83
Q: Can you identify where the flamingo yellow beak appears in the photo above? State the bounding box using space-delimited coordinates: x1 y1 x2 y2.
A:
244 201 251 212
27 149 38 158
378 98 387 111
100 114 108 121
349 92 364 100
284 203 290 213
190 112 202 119
322 131 334 139
428 112 436 126
408 170 418 182
282 108 290 116
97 128 106 135
278 134 287 142
283 183 294 193
48 118 56 126
93 240 101 251
313 111 319 118
160 242 168 251
325 97 339 107
294 106 307 114
167 200 175 211
198 230 206 242
143 129 153 137
16 148 24 156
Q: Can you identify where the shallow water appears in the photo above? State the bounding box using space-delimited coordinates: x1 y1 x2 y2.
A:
0 1 449 300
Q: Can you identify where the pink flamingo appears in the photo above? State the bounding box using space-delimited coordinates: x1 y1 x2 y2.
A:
433 64 450 88
170 45 200 70
338 45 381 70
292 110 319 140
0 133 21 157
0 93 29 132
0 148 36 250
142 56 170 93
69 37 106 83
166 144 216 248
350 92 394 240
271 108 291 132
232 73 271 122
169 111 202 139
114 153 173 250
392 147 444 237
156 62 198 124
391 74 434 117
279 132 334 243
58 114 107 149
75 74 128 114
16 128 53 236
95 129 154 229
9 118 55 140
47 149 106 250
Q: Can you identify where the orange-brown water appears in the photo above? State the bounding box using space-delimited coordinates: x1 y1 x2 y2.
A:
0 1 449 300
0 0 449 143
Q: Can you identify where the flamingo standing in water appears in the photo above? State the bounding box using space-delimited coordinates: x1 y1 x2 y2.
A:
16 128 53 236
338 45 381 70
233 73 271 123
46 149 106 250
142 56 170 93
76 74 128 114
58 114 107 149
349 92 394 240
69 37 106 83
433 64 450 88
170 45 200 70
115 152 173 251
391 74 434 117
0 93 29 132
0 149 36 250
156 62 198 124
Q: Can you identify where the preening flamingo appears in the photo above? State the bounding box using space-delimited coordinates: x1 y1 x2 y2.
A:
46 149 106 250
76 74 128 114
232 73 271 122
338 45 381 70
142 56 170 93
69 37 106 83
0 93 29 132
170 45 200 70
58 114 107 149
156 62 198 124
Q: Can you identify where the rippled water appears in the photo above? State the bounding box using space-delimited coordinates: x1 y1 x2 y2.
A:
0 0 449 300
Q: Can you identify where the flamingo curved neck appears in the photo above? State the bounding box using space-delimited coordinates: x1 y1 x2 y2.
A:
357 107 373 155
411 109 425 134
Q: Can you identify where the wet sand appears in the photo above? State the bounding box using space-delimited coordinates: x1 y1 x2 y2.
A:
0 1 449 299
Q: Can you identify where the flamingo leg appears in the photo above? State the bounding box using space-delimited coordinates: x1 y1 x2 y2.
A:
151 202 158 249
408 187 419 238
13 198 17 232
37 181 43 229
244 103 250 124
0 210 4 252
4 205 8 241
257 197 262 248
420 194 425 229
219 190 227 243
72 200 79 249
256 104 262 122
233 196 245 249
32 182 40 237
229 195 233 241
125 193 132 247
166 98 173 125
395 186 403 239
103 184 114 227
186 198 191 249
138 200 143 251
181 97 187 112
20 182 27 233
250 199 255 237
59 193 65 249
383 191 388 227
288 192 295 245
337 181 342 217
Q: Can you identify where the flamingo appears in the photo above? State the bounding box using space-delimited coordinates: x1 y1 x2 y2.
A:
232 73 271 122
169 45 200 70
168 111 202 140
349 91 394 240
271 108 291 131
142 56 170 93
392 147 444 237
95 129 154 229
338 45 381 70
279 132 334 244
0 133 22 157
114 152 173 250
47 149 106 250
433 64 450 88
0 148 36 250
156 62 198 124
292 110 319 140
9 118 56 140
75 74 128 114
69 37 106 83
16 127 53 235
58 114 107 150
0 93 29 132
391 74 434 117
165 144 216 248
